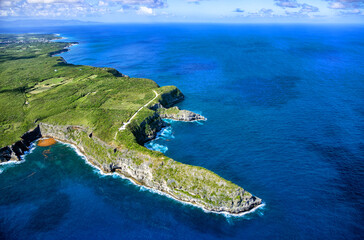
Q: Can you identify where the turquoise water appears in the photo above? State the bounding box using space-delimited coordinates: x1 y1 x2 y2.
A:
1 24 364 239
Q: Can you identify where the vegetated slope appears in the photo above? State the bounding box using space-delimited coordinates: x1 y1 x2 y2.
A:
0 34 163 148
0 34 262 215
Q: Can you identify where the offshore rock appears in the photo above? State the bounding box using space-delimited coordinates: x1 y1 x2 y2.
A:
158 106 206 122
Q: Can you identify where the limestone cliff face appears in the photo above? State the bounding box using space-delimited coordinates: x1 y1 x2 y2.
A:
38 122 261 214
158 87 184 108
130 112 166 144
0 122 261 214
0 87 261 215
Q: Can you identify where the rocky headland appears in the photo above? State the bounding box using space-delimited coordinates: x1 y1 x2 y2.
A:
0 90 262 215
0 33 262 215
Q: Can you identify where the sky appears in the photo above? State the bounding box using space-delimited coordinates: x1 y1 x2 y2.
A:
0 0 363 23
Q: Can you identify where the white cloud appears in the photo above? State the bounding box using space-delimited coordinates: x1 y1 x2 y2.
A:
329 2 346 9
326 0 364 10
187 0 203 4
245 8 275 17
0 1 13 7
27 0 82 3
0 9 9 16
300 3 319 13
0 1 96 17
109 0 166 8
137 6 153 15
98 1 108 6
275 0 300 8
0 0 149 18
339 8 363 14
1 0 22 7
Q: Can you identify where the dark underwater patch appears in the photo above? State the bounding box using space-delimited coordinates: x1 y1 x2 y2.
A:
306 142 364 205
26 193 71 232
233 76 300 107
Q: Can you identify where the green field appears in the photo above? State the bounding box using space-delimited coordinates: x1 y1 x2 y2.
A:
0 34 261 214
0 34 175 149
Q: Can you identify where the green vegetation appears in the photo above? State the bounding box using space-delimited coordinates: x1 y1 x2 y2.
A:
158 106 180 115
0 34 260 213
0 33 170 147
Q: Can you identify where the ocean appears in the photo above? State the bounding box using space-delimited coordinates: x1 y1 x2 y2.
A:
0 24 363 239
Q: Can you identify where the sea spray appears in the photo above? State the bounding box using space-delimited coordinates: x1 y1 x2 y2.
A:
160 126 175 139
145 125 174 153
145 142 168 153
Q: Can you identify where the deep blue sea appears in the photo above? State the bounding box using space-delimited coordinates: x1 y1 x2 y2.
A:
1 24 363 239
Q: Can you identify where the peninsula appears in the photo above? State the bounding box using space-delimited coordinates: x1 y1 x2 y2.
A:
0 34 261 215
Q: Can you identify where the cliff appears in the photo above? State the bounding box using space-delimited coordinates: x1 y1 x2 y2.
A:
0 90 261 215
38 122 262 214
0 33 262 215
0 126 41 163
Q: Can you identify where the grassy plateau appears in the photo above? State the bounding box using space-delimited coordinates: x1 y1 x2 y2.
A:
0 34 261 214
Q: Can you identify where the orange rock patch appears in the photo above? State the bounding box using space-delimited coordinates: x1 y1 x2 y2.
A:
37 138 57 147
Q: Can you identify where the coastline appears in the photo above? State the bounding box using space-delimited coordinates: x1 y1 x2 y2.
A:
48 138 265 217
0 34 263 216
4 136 264 217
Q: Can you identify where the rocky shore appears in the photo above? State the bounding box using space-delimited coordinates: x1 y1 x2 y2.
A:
40 122 262 215
158 106 207 122
0 34 262 215
0 125 41 162
0 93 262 215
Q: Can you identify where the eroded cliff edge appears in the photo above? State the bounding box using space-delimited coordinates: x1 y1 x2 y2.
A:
0 33 262 215
39 122 261 214
0 90 261 215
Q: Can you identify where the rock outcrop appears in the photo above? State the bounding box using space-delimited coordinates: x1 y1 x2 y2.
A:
131 112 167 144
158 87 184 108
158 106 206 122
0 126 41 162
0 85 259 215
0 34 262 216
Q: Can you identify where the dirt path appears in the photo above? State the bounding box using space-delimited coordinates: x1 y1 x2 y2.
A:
118 90 159 131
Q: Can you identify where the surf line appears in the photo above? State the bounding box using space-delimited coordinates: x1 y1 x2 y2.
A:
57 140 265 218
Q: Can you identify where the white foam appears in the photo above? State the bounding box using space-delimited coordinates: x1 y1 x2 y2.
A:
160 126 175 139
162 118 177 124
0 142 35 166
0 142 36 174
59 142 107 174
56 140 265 218
144 125 174 153
195 120 205 125
0 160 25 175
145 142 168 153
0 160 23 166
138 182 265 218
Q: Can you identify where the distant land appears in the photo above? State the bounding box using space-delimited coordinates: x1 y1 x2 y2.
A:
0 19 101 28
